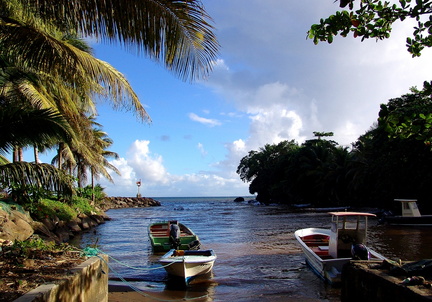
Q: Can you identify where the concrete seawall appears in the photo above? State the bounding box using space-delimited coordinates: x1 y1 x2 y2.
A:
13 255 109 302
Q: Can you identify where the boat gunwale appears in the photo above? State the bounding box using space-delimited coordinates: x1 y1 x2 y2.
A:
159 249 217 264
328 211 377 217
295 228 332 262
148 222 196 236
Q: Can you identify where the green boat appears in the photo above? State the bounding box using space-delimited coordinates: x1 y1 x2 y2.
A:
148 220 201 253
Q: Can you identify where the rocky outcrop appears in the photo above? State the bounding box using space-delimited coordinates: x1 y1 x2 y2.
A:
0 207 109 244
0 209 34 242
99 196 161 211
0 196 160 245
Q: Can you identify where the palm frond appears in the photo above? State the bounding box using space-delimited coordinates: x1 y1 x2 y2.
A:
3 0 220 81
0 103 72 154
1 20 149 121
0 162 74 197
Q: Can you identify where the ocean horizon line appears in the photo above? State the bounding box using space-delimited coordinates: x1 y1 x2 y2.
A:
148 195 256 199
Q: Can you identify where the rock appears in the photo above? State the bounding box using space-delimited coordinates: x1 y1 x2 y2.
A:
54 221 72 243
0 210 34 241
0 209 8 224
234 197 245 202
10 210 32 224
67 219 82 233
99 196 161 210
90 215 105 225
98 211 111 221
78 214 98 230
41 217 57 231
0 197 160 245
31 221 61 244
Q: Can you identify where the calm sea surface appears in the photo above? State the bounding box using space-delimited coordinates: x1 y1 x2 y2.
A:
73 197 432 302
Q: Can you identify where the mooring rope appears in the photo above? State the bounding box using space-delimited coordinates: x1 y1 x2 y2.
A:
105 259 209 302
79 246 209 302
81 247 174 270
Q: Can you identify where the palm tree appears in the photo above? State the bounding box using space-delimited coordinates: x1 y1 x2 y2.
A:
0 100 71 157
86 119 120 204
88 120 120 186
65 116 120 189
0 102 74 198
0 0 219 203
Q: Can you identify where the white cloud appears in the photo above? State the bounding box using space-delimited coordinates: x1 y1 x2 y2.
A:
99 140 249 197
197 143 207 157
127 140 168 184
201 0 432 152
188 112 222 127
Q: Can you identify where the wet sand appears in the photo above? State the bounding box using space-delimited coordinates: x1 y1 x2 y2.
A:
109 284 174 302
109 285 147 302
108 283 212 302
108 283 329 302
109 284 156 302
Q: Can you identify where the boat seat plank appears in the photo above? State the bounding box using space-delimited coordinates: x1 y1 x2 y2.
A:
151 232 193 237
303 241 328 245
311 246 329 256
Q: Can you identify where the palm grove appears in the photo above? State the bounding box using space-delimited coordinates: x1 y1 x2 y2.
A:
237 0 432 213
0 0 218 218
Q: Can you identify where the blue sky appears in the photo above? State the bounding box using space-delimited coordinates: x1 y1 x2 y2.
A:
33 1 432 197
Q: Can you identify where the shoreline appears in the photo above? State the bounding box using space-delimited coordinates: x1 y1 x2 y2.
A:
109 285 155 302
107 283 213 302
98 197 164 302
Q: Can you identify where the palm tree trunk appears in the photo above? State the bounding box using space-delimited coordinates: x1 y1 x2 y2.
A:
58 143 63 169
34 147 40 163
19 148 24 161
13 146 18 162
91 171 95 206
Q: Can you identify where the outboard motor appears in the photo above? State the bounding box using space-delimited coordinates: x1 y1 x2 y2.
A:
351 243 370 260
188 240 201 250
169 223 181 249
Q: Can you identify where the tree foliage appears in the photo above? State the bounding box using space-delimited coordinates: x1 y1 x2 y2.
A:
0 162 74 199
379 86 432 145
309 0 432 57
237 90 432 211
237 138 351 205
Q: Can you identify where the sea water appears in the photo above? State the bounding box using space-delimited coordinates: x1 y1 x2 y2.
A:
75 197 432 301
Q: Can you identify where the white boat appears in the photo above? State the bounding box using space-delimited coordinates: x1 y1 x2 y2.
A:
159 249 217 284
380 199 432 226
295 211 387 285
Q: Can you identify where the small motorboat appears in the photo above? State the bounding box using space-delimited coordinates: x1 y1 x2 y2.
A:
295 211 387 285
148 220 201 253
380 199 432 226
159 249 217 284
